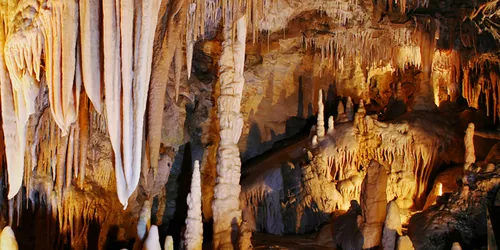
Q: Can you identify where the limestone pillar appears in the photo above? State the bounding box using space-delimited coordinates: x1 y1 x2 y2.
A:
212 9 247 249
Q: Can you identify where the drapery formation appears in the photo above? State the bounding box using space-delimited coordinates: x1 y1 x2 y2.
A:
0 0 161 207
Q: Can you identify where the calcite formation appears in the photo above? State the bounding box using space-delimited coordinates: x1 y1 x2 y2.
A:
361 160 388 249
144 225 161 250
102 0 162 207
184 161 203 250
382 201 402 250
212 7 247 249
316 90 325 138
464 123 476 170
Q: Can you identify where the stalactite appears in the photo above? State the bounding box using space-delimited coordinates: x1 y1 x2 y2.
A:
147 0 186 177
103 0 162 207
212 8 247 249
186 3 197 80
38 0 80 134
78 94 89 188
174 45 183 102
0 15 26 199
66 126 75 188
184 160 203 250
79 0 102 112
413 18 439 111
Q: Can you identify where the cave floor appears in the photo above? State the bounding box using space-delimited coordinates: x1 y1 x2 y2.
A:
251 232 333 250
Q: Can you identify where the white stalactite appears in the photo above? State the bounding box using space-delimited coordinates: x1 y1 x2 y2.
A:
103 0 161 207
79 0 102 112
186 3 197 80
185 160 203 250
1 2 43 199
38 0 80 134
212 10 247 249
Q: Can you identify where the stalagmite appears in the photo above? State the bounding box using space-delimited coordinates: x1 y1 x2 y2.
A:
464 123 475 170
184 160 203 250
361 160 388 249
143 225 161 250
312 135 318 146
355 100 367 134
337 101 348 123
451 242 462 250
382 201 402 250
436 183 443 196
137 201 152 242
328 116 334 133
164 236 174 250
0 226 18 250
212 10 247 249
317 90 325 138
103 0 162 207
79 0 102 112
346 97 354 121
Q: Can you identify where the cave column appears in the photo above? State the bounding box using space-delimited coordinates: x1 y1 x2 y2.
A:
212 7 247 249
